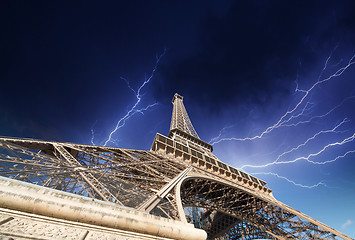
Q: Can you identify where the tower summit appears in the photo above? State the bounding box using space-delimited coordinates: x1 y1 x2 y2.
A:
168 93 213 152
170 93 199 138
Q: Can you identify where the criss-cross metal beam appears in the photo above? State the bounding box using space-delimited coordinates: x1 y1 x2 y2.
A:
177 176 346 239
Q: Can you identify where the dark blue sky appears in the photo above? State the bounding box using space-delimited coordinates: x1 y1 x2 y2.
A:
1 1 355 237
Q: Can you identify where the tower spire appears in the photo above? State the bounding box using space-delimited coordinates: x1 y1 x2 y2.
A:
168 93 213 152
170 93 200 139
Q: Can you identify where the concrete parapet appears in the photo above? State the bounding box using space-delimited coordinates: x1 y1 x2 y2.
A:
0 177 207 240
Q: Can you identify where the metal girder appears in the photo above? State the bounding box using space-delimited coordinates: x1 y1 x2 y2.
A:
178 176 347 239
138 166 192 212
0 137 186 209
53 144 123 204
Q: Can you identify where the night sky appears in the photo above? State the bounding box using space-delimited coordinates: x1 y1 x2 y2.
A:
1 1 355 237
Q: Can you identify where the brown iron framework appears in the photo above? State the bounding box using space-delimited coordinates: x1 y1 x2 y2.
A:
0 93 352 240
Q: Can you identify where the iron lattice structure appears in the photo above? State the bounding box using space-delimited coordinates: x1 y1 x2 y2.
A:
0 93 352 240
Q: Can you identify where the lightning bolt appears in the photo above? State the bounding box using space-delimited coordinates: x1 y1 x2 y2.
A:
309 149 355 165
315 44 338 83
241 131 355 169
209 125 234 144
273 118 348 163
250 172 326 189
103 102 159 146
211 52 355 145
209 49 355 190
90 120 98 145
280 94 355 128
102 48 166 146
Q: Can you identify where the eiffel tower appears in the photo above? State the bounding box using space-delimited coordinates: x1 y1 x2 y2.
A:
0 93 352 239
